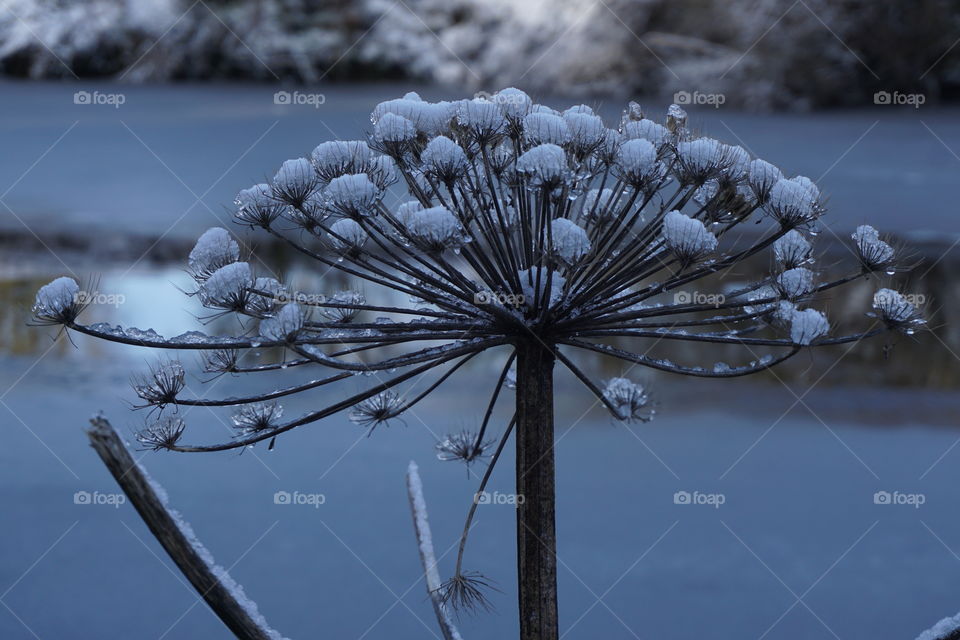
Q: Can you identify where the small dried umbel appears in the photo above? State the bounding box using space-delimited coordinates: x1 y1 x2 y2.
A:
231 402 283 435
349 391 405 434
136 416 186 451
31 276 85 325
435 430 494 465
132 360 185 408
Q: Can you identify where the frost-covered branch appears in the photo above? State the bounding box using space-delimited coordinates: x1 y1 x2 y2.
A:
85 415 288 640
405 461 464 640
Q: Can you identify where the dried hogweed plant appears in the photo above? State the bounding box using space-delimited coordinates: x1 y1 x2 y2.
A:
33 89 923 640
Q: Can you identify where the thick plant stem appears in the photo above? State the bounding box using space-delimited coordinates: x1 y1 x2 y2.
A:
515 341 558 640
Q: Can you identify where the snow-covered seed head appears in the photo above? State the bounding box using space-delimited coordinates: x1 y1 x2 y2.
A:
723 145 751 182
765 177 819 227
132 359 185 408
518 267 566 311
402 205 467 252
615 138 659 187
675 138 728 183
320 290 365 323
421 136 469 183
435 430 494 465
789 308 829 345
188 228 240 282
199 262 254 312
328 219 368 256
550 218 591 266
272 158 317 206
492 87 532 121
323 173 381 219
852 225 896 273
773 230 813 270
623 118 669 147
235 183 282 228
366 156 399 191
579 188 620 224
748 159 784 202
372 98 454 137
32 276 82 325
592 129 623 167
231 402 283 435
662 211 718 265
201 348 239 374
776 267 815 300
603 377 654 423
288 190 332 232
136 416 186 451
515 144 569 188
456 99 507 144
374 112 417 145
349 391 405 433
522 112 571 147
259 303 305 343
871 289 925 334
564 111 605 156
311 140 374 184
245 276 287 317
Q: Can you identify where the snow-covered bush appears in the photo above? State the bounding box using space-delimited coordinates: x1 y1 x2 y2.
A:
3 0 957 108
33 90 921 638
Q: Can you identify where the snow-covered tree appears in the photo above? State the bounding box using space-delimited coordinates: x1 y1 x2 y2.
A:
33 90 923 639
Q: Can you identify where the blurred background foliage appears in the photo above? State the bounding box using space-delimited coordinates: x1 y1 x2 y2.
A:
1 0 958 109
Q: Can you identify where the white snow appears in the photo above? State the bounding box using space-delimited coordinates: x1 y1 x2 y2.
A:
622 119 669 146
200 262 253 307
551 218 591 265
789 308 829 345
518 267 566 309
564 111 605 150
515 144 568 186
616 138 658 182
374 112 417 143
328 219 368 254
773 230 812 269
189 228 240 280
421 136 468 179
271 158 315 197
777 267 814 299
852 224 895 268
493 87 532 119
323 173 380 216
311 140 374 181
748 159 784 193
33 276 79 318
522 112 571 146
677 138 725 175
403 206 466 250
916 610 960 640
767 177 817 224
456 98 507 137
662 210 718 261
259 303 305 341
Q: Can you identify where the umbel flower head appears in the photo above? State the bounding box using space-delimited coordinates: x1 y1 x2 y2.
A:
34 89 922 614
